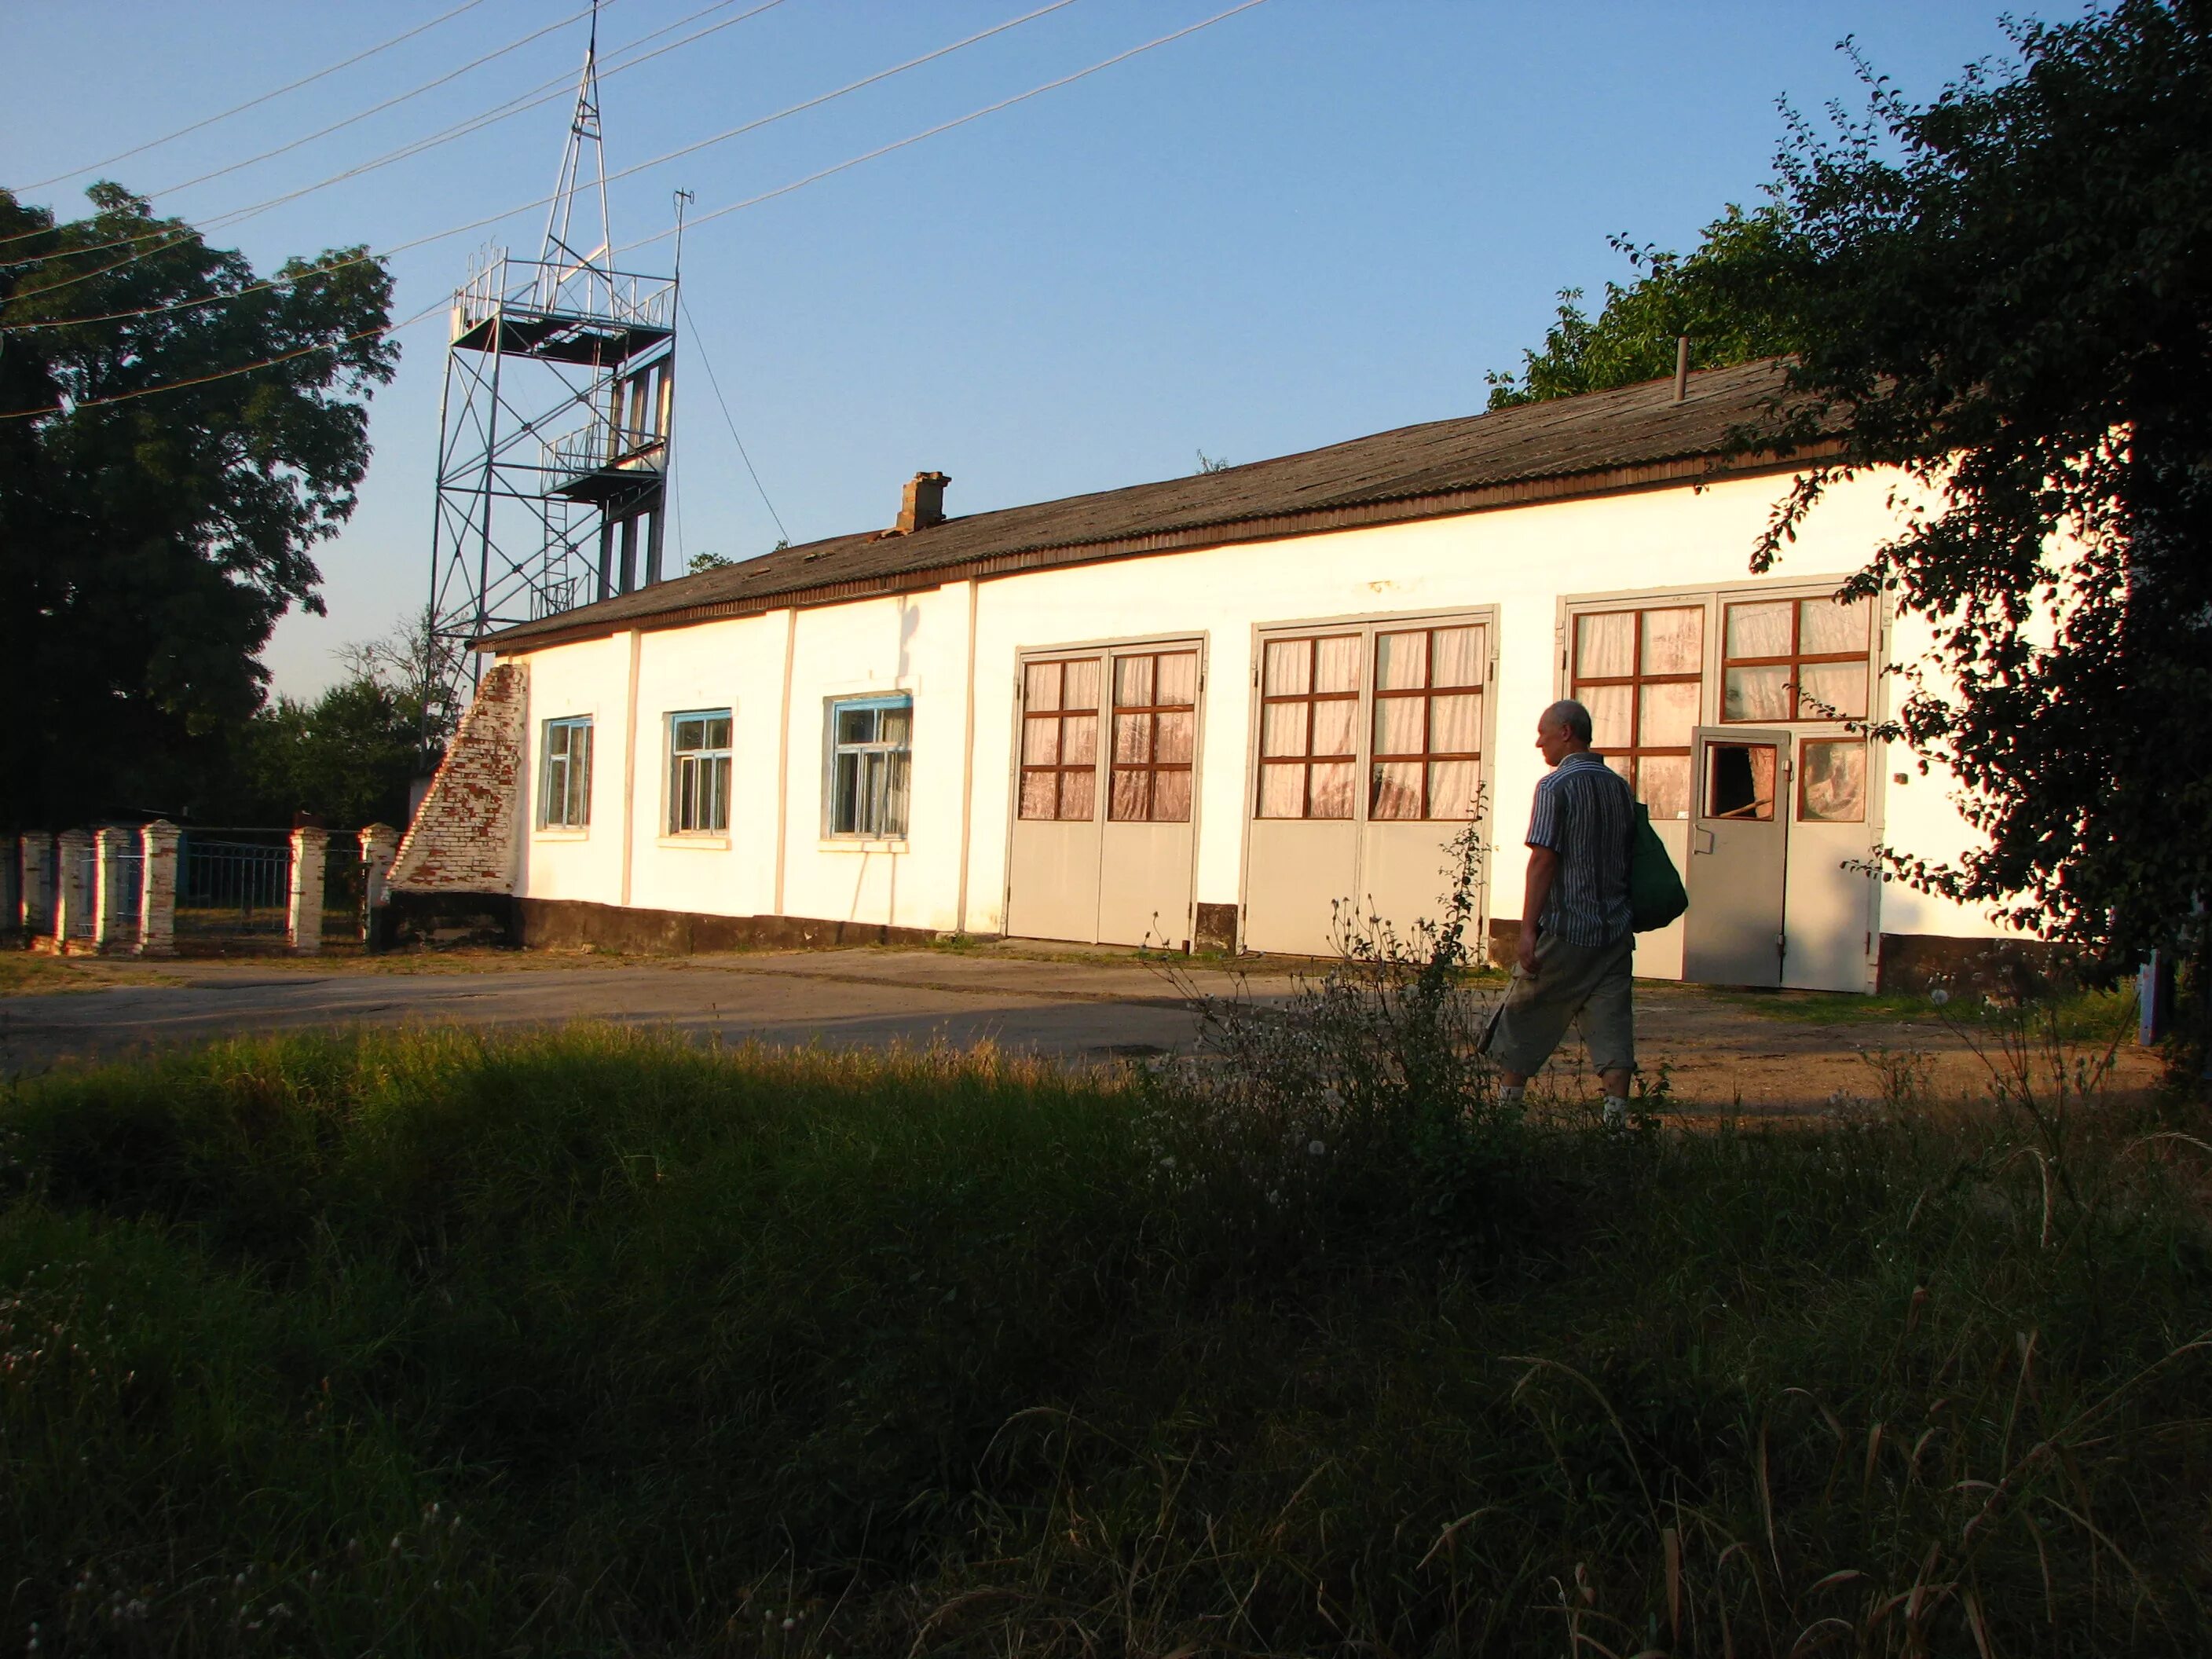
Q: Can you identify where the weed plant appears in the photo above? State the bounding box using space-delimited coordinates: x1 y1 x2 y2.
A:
1 919 2208 1653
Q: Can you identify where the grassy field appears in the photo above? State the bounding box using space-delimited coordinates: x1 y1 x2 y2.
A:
2 1018 2207 1657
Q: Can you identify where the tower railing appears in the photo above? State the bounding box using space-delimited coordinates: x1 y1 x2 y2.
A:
452 251 676 339
544 413 668 493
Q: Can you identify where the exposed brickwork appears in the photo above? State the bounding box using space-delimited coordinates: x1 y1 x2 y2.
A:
391 662 528 895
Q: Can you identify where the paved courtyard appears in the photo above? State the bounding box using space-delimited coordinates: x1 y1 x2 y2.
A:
0 945 2159 1115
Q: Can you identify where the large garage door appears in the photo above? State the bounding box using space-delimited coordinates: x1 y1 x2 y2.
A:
1005 641 1203 949
1243 614 1492 957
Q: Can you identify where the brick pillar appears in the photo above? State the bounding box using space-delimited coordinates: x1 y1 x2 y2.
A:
53 829 91 950
287 824 328 955
138 820 181 958
0 836 17 944
19 834 53 937
357 822 399 947
93 826 135 954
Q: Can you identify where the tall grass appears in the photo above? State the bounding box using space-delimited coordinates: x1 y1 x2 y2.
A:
1 1011 2207 1655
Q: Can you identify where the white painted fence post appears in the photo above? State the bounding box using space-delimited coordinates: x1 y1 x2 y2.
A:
18 834 53 938
93 826 134 954
287 823 328 955
138 820 181 958
357 822 399 946
53 829 91 952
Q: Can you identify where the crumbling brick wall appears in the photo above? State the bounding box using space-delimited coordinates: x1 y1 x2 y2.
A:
390 661 527 895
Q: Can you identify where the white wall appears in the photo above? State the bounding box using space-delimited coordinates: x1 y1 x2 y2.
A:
505 463 2016 953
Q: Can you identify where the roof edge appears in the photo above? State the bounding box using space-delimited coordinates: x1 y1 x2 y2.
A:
482 439 1839 656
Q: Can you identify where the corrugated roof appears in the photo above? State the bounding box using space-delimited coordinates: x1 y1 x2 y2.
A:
484 357 1805 650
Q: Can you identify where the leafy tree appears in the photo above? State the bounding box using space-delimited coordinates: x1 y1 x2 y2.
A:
1485 206 1800 408
240 676 423 833
0 183 395 829
1729 2 2212 978
1194 449 1234 474
687 549 734 574
334 605 463 774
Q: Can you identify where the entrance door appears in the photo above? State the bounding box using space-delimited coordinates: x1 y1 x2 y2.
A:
1243 618 1491 957
1685 727 1790 987
1005 643 1202 948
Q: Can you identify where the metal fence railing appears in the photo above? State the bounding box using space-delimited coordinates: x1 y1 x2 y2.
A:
177 830 292 939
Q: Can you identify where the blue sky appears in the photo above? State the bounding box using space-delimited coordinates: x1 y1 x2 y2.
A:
4 0 2017 699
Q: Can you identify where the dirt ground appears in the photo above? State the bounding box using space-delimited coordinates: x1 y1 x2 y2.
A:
0 942 2160 1115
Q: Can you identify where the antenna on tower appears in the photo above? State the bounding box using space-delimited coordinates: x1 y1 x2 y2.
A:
424 0 683 727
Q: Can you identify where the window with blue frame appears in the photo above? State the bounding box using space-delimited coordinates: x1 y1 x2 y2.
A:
668 709 732 834
826 695 911 838
538 716 594 829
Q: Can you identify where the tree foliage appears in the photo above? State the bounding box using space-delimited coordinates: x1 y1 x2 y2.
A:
0 184 395 829
1732 1 2212 962
1484 206 1800 409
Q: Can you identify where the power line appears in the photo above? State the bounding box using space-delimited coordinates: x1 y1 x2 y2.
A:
683 294 789 544
16 0 495 192
140 0 617 203
0 0 1275 416
618 0 1273 255
4 0 1075 334
0 0 778 273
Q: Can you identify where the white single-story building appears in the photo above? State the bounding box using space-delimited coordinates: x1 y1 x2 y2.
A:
389 358 2030 992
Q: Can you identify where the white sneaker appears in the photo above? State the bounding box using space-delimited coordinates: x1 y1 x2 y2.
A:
1602 1096 1628 1130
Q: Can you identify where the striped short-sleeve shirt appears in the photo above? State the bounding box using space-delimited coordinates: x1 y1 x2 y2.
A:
1525 751 1635 948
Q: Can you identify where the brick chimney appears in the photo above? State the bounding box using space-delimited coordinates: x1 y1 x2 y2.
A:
895 471 950 534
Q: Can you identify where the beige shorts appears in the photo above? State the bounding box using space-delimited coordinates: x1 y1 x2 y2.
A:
1482 929 1635 1077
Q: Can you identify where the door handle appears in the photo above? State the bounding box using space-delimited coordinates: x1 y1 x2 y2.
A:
1693 829 1716 855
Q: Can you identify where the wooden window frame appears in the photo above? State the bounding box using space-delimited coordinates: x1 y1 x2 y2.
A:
1018 658 1101 822
1797 735 1869 824
1108 650 1198 824
1721 596 1871 723
1570 606 1703 802
1255 633 1360 820
1369 625 1485 822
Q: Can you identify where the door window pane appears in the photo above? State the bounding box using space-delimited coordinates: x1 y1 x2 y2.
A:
1262 701 1309 758
1154 709 1194 764
1429 692 1482 752
1576 611 1635 678
1309 761 1355 819
1024 660 1060 712
1105 648 1199 822
1150 767 1192 823
1063 713 1097 764
1059 768 1095 821
1155 650 1199 705
1370 760 1423 820
1638 678 1701 749
1020 770 1057 819
1640 608 1703 675
1023 716 1060 765
1263 639 1310 696
1799 739 1867 822
1310 698 1356 757
1796 661 1868 720
1431 625 1484 688
1257 763 1306 818
1706 743 1778 822
1584 683 1632 749
1113 712 1152 764
1798 596 1870 655
1372 696 1424 755
1375 631 1427 690
1724 665 1792 723
1639 753 1692 822
1113 654 1154 708
1313 635 1361 693
1725 601 1793 659
1110 769 1149 822
1427 758 1481 821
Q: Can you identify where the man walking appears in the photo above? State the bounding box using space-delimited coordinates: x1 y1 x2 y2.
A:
1485 698 1638 1125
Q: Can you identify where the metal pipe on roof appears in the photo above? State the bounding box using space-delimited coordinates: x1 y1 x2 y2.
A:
1673 335 1691 404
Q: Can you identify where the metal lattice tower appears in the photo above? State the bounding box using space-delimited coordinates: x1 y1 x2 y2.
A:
427 9 679 701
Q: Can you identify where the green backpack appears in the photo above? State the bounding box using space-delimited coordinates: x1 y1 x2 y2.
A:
1630 803 1688 932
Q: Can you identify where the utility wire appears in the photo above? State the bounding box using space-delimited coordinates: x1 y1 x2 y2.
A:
141 0 619 202
0 0 779 272
17 0 495 192
0 0 1273 416
682 293 789 544
3 0 1075 333
621 0 1272 257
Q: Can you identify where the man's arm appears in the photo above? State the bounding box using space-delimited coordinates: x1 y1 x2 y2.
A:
1518 845 1559 975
